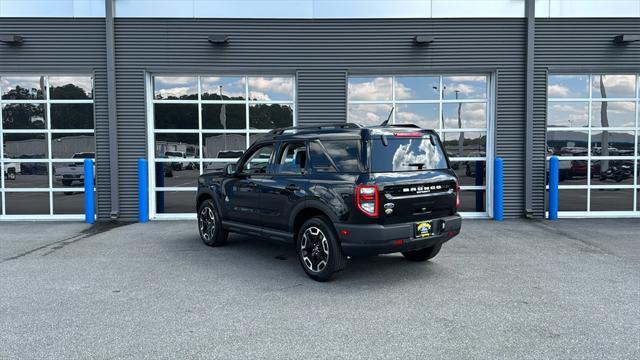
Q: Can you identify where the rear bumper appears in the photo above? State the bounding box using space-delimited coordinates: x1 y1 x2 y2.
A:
335 214 462 256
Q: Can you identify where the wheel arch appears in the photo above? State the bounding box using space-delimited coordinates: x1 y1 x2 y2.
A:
290 201 340 244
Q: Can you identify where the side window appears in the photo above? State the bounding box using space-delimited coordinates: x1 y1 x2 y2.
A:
309 141 336 172
241 144 274 174
276 142 307 174
321 140 362 172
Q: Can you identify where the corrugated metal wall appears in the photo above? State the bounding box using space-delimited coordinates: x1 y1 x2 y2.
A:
534 18 640 216
6 18 634 220
113 18 527 219
0 18 112 220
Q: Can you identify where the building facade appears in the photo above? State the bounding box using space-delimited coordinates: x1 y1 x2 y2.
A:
1 0 639 221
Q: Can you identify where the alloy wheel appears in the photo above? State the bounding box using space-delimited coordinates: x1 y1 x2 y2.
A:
199 205 216 241
300 226 329 272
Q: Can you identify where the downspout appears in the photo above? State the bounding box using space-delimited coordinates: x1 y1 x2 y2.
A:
524 0 535 217
106 0 119 219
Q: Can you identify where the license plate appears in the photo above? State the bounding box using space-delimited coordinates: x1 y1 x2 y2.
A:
415 221 433 238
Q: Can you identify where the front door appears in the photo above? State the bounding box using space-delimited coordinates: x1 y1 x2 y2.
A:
223 143 274 225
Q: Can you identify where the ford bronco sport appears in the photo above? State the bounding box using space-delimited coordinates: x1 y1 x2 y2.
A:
196 123 462 281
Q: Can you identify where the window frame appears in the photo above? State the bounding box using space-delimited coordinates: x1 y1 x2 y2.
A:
239 142 276 175
0 74 96 219
546 72 640 217
273 141 309 176
347 74 494 217
146 73 297 220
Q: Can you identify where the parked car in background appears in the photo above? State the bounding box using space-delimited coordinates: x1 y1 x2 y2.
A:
205 150 245 172
3 157 21 180
54 152 95 186
165 151 197 171
196 123 462 281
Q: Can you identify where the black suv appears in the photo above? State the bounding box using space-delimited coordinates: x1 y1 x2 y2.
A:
196 123 462 281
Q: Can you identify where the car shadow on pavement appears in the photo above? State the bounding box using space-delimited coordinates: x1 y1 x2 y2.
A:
168 230 441 285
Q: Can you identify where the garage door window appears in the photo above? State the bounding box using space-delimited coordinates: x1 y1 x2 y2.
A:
0 75 95 218
547 73 639 215
150 75 295 218
348 75 491 217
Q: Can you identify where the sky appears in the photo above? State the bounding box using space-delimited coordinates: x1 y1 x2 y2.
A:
1 0 638 18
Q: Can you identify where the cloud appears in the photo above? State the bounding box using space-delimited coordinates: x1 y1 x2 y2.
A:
548 84 570 98
594 75 636 98
549 103 588 115
394 81 415 100
155 86 194 99
446 76 486 82
348 77 392 101
392 139 444 171
202 77 245 98
248 77 293 101
348 103 392 125
155 76 197 86
443 103 487 128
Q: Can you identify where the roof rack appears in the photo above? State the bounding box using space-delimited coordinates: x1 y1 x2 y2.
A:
268 123 362 136
385 124 421 128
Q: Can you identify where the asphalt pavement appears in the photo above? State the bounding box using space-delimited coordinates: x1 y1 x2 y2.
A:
0 219 638 359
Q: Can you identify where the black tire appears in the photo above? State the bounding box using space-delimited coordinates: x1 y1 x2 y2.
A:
401 244 442 262
62 180 72 186
198 199 228 247
296 216 347 282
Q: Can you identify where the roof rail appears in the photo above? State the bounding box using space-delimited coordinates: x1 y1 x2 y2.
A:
268 123 362 136
386 123 421 128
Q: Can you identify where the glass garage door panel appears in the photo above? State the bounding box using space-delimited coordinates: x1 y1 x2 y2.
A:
547 73 640 216
347 74 492 217
149 75 296 218
0 75 95 219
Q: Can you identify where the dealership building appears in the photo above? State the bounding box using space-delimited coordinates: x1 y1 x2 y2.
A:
0 0 638 221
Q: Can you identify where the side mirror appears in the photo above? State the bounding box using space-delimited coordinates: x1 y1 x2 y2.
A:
224 163 237 176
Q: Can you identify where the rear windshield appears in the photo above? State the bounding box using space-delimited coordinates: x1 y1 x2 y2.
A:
370 136 448 172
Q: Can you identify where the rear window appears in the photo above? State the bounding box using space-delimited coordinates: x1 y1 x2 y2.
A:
370 136 448 172
309 140 362 172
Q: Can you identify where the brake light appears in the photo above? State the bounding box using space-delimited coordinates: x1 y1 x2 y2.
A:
355 184 379 217
394 132 423 138
455 182 460 209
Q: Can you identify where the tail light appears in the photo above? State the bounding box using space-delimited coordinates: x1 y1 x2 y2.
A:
455 181 460 209
355 184 378 217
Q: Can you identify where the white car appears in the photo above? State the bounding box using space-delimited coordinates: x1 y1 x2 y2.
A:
3 159 20 180
54 152 95 186
164 151 197 171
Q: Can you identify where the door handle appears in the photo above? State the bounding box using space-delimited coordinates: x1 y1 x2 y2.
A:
286 184 299 191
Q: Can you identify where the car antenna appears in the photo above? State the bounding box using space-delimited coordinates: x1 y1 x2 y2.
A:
379 106 394 126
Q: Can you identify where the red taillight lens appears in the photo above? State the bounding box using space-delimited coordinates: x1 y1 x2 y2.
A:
455 182 460 209
355 184 379 217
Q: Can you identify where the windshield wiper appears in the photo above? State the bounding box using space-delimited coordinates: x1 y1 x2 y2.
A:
405 163 425 170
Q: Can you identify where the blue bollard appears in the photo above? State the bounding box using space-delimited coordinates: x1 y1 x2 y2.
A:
475 160 484 212
138 159 149 223
493 157 503 221
156 162 165 213
84 159 94 224
548 156 559 220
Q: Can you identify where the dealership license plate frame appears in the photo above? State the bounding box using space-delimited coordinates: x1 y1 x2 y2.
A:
414 220 434 239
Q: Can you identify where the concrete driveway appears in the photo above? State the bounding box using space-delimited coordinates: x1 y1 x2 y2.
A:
0 219 638 359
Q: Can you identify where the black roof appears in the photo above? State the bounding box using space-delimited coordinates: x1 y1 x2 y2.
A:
259 123 435 141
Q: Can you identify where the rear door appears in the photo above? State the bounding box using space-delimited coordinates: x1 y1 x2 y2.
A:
256 141 309 230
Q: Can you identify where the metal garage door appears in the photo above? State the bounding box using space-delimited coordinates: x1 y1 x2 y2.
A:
146 74 296 219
